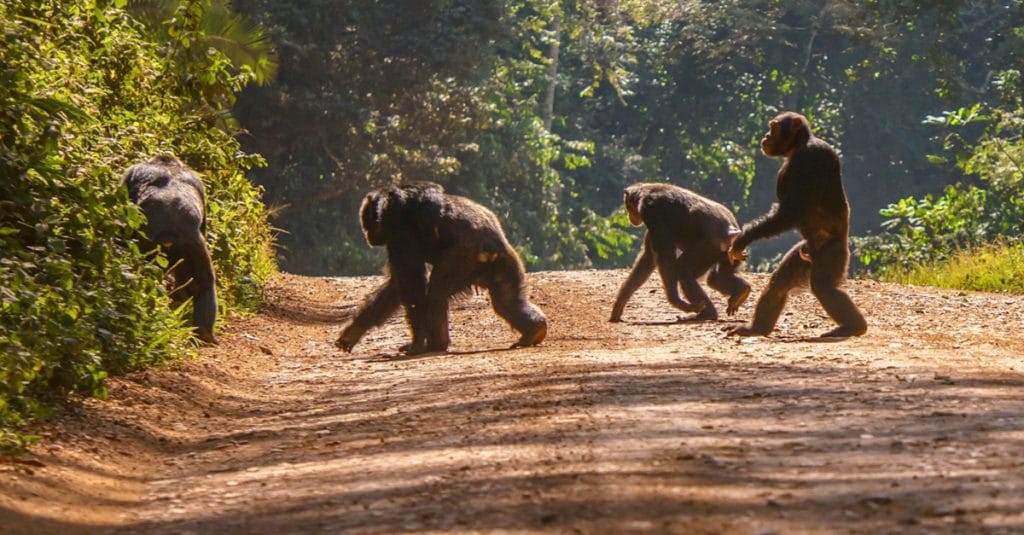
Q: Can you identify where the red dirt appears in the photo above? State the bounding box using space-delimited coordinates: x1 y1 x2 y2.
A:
2 270 1024 534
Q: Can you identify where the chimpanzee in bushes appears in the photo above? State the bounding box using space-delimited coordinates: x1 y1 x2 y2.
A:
123 156 218 344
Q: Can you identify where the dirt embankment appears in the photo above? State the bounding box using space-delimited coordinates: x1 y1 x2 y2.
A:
2 271 1024 534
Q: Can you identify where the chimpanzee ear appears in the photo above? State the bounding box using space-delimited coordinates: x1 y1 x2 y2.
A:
794 115 810 136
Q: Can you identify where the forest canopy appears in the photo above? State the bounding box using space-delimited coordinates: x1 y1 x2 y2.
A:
231 0 1023 275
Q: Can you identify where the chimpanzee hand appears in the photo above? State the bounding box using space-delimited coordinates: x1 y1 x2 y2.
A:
335 323 362 352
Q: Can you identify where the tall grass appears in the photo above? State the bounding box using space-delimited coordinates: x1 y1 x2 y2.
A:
881 241 1024 293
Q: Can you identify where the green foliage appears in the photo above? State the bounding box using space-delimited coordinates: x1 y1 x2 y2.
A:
0 0 274 451
855 185 992 271
579 208 637 267
858 69 1024 279
231 1 1023 274
880 241 1024 294
128 0 278 85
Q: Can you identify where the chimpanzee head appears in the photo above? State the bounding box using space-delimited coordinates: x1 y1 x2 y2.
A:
623 184 646 226
359 190 389 246
761 111 811 157
359 182 446 247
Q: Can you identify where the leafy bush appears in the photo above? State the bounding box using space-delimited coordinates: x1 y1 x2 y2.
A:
0 0 274 451
854 184 993 272
857 73 1024 278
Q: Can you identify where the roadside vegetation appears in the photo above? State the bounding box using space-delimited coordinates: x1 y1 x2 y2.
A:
0 0 274 451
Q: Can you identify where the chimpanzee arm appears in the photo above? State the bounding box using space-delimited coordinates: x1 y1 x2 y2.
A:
610 233 656 322
387 240 429 306
185 236 218 344
335 231 428 353
733 162 816 251
335 280 401 352
733 203 799 251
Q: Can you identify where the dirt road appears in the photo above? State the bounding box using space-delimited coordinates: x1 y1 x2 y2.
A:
2 271 1023 534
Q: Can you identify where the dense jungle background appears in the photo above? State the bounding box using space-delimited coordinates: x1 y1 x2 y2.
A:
229 0 1024 277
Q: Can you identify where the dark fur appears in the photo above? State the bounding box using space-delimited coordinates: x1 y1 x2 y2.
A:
336 182 547 354
123 156 218 344
728 112 867 337
610 183 751 322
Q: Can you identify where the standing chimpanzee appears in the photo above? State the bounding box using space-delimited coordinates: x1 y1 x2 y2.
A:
610 183 751 322
727 111 867 338
335 182 547 355
123 156 218 344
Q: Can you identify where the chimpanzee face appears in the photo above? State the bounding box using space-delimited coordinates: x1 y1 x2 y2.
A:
760 112 808 157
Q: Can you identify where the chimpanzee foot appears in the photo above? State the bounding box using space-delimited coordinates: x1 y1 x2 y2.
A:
726 324 771 337
673 299 706 314
399 342 424 354
400 341 449 355
511 322 547 349
678 303 717 322
820 324 867 338
726 285 752 316
196 328 219 345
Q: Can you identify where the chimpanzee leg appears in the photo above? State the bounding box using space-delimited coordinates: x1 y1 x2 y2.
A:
610 233 656 322
649 231 704 314
707 257 752 316
676 245 720 320
386 241 431 353
728 242 811 336
485 255 547 348
420 256 477 354
810 238 867 337
165 238 217 344
335 278 402 352
185 237 218 344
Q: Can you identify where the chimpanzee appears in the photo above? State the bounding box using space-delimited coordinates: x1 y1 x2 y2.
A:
727 111 867 338
335 182 547 355
123 156 218 344
610 183 751 322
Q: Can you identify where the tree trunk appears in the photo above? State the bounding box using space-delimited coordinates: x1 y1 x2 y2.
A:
543 17 561 132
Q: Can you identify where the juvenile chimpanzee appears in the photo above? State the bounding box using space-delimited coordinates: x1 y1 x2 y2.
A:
610 183 751 322
335 182 547 355
727 111 867 338
123 156 218 344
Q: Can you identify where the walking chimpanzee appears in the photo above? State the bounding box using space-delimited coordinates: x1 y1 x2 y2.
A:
335 182 547 355
727 112 867 338
610 182 751 322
